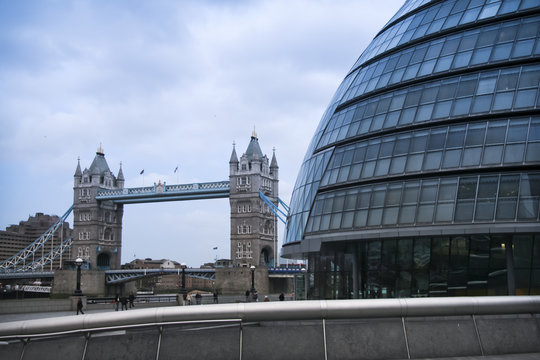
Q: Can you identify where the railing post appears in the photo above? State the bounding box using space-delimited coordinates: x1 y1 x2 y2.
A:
401 317 411 359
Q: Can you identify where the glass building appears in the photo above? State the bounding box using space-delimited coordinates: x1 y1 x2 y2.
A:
282 0 540 299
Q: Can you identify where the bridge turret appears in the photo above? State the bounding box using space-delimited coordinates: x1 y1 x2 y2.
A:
72 147 124 271
229 131 279 268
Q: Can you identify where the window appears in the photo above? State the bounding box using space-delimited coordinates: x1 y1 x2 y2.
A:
237 225 252 234
238 203 252 213
236 241 253 259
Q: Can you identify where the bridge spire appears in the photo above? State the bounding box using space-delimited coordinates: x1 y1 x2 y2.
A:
229 141 239 164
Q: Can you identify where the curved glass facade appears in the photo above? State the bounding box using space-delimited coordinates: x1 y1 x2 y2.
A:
283 0 540 299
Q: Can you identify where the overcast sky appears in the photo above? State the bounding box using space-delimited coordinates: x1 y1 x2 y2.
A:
0 0 404 267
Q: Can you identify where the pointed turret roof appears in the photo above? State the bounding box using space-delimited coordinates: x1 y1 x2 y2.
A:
229 142 239 163
74 157 82 177
117 162 125 181
89 146 111 175
245 132 263 161
270 148 278 168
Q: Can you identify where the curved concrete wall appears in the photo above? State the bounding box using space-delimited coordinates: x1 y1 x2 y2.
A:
0 296 539 359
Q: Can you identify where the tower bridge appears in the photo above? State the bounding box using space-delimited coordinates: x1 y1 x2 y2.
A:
0 131 292 295
72 131 281 271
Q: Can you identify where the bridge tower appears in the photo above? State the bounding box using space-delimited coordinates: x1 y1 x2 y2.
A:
72 146 124 270
229 131 279 267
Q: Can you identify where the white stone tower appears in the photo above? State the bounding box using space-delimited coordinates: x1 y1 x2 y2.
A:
73 146 124 270
229 131 279 267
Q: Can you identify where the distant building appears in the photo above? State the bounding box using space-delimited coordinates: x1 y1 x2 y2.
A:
0 213 72 269
124 258 215 291
214 259 232 268
229 131 279 267
283 0 540 299
125 258 181 291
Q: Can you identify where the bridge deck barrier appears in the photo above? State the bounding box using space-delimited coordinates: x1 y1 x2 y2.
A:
0 296 539 360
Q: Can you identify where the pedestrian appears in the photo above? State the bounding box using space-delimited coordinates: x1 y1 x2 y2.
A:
195 292 202 305
129 292 135 308
279 293 284 301
115 294 120 311
121 296 128 310
245 289 250 302
252 292 258 302
186 293 192 305
213 291 218 304
76 297 84 315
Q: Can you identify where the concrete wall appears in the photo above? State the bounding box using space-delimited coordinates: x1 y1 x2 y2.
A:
52 270 106 296
0 297 178 314
1 312 538 359
0 298 72 314
215 267 269 295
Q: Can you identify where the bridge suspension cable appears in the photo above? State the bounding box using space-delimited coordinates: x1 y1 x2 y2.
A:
0 206 73 272
259 191 289 224
17 236 74 272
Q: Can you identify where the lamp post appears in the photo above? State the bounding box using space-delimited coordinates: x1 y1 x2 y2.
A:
74 257 83 296
250 265 256 296
180 263 187 293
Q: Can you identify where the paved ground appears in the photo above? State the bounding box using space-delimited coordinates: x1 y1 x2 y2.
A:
0 293 293 323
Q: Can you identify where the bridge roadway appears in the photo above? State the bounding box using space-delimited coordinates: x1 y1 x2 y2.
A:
95 180 230 204
0 296 538 359
0 267 302 284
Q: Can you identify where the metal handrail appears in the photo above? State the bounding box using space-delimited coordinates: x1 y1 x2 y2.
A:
1 296 538 339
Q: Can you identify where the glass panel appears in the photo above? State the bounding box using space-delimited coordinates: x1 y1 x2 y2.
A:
514 89 537 108
403 182 420 204
507 120 528 142
382 207 399 225
496 198 517 220
492 92 514 111
482 145 503 165
472 94 493 113
417 204 434 223
525 143 540 162
453 97 473 116
390 156 406 174
406 154 424 172
399 205 416 224
518 199 539 219
435 202 454 222
436 181 454 204
442 149 462 168
475 199 495 221
503 144 525 163
368 208 383 226
374 159 391 177
446 126 466 147
354 209 368 227
342 212 354 228
413 238 430 270
466 124 486 146
462 147 482 166
423 151 442 170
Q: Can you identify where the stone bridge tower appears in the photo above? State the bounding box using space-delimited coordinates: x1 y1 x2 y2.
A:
229 131 279 267
73 146 124 270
